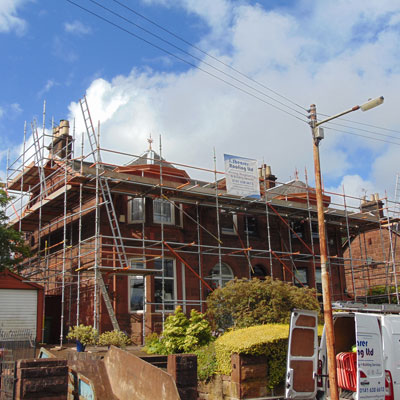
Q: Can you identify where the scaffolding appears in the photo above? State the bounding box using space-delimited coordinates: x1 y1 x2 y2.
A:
5 98 400 345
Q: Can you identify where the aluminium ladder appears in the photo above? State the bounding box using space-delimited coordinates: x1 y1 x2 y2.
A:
79 95 131 331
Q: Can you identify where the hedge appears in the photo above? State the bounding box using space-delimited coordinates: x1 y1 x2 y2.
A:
214 323 324 389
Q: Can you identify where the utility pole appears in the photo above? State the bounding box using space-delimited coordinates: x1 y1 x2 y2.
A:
309 104 339 400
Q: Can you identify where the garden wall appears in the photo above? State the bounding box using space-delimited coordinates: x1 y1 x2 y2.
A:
198 353 284 400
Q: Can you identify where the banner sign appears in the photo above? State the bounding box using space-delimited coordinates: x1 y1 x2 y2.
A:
224 154 260 198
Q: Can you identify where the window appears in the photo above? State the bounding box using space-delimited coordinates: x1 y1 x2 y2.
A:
251 264 267 279
291 221 305 239
220 211 237 235
129 259 145 312
311 223 319 239
153 199 174 224
294 268 308 287
128 197 145 223
244 216 257 236
154 259 176 311
206 263 234 288
315 268 322 294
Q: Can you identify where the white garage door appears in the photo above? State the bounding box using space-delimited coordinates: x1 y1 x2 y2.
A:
0 289 37 338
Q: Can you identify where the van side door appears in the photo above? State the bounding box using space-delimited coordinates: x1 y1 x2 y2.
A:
355 313 385 399
286 310 318 399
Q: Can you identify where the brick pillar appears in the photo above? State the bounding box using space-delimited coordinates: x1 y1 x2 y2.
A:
167 354 197 400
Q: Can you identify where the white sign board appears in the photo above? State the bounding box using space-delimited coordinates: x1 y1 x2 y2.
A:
224 154 260 198
356 313 385 400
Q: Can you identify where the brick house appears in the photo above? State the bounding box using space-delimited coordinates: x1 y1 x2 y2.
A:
7 121 381 344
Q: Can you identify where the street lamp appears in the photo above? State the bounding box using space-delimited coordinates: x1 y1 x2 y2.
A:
309 96 384 400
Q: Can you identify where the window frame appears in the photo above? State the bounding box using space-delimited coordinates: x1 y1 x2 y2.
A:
128 258 146 313
294 267 308 287
153 198 175 225
206 262 234 289
220 210 238 235
154 258 176 311
127 197 145 224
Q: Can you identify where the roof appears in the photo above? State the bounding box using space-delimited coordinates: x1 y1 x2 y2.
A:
266 179 309 196
0 269 44 290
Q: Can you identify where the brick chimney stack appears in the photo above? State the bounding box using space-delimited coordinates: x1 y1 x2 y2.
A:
259 164 277 189
48 120 72 159
360 193 384 218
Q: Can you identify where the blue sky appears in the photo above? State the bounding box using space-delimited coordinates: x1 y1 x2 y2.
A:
2 0 400 206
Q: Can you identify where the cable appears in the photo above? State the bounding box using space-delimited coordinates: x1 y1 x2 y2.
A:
318 112 400 135
66 0 309 123
323 126 400 146
110 0 308 112
324 121 400 141
83 0 306 118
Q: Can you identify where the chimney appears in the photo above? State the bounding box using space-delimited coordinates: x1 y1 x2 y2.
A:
360 193 384 218
259 164 277 189
48 120 72 159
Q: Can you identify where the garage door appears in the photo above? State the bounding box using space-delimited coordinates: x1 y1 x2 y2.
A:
0 289 37 338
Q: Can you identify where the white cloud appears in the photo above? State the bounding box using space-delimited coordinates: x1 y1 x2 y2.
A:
0 107 4 119
37 79 58 99
64 20 92 35
0 0 30 35
65 1 400 200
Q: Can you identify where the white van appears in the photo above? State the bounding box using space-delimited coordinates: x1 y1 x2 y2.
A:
285 302 400 400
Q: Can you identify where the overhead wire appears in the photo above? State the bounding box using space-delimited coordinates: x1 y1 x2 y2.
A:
71 0 307 120
66 0 309 123
66 0 400 143
323 126 400 147
110 0 308 112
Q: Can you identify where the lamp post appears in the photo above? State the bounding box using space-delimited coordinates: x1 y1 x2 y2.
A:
309 96 384 400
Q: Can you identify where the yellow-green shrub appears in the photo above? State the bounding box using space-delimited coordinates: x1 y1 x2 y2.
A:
215 324 289 389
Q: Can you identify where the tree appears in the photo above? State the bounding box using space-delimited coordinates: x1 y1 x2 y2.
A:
206 277 320 331
0 189 30 271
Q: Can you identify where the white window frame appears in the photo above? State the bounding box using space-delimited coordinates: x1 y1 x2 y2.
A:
154 258 176 311
127 197 145 224
128 258 146 313
153 198 175 225
206 263 234 289
294 268 308 287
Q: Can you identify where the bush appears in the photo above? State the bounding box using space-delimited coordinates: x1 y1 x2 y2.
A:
144 306 213 355
98 330 131 348
66 324 98 346
206 277 320 331
144 333 168 355
368 285 398 304
215 324 289 389
195 342 217 381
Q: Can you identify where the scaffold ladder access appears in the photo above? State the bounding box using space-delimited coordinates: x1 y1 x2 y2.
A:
97 273 120 330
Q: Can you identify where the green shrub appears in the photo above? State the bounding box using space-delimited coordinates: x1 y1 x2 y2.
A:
195 342 217 381
206 277 320 331
215 324 289 389
66 324 98 346
98 330 131 348
144 333 168 355
368 285 398 304
144 307 213 355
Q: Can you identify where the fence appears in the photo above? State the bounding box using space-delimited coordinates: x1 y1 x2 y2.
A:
0 329 36 400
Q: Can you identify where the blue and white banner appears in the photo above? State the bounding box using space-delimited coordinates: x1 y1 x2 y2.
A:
224 154 260 198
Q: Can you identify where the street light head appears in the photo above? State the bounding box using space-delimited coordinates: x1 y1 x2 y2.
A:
360 96 384 112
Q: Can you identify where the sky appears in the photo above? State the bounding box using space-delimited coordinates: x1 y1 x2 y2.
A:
1 0 400 209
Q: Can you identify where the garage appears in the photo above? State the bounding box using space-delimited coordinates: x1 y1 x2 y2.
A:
0 269 44 343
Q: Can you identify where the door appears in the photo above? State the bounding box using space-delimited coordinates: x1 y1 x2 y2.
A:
286 309 319 399
355 313 385 400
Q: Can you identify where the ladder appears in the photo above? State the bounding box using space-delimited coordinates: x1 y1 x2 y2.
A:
332 301 400 314
79 95 130 331
32 121 48 200
394 173 400 218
